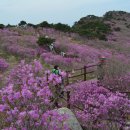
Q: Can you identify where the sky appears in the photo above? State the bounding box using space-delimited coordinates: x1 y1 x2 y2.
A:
0 0 130 26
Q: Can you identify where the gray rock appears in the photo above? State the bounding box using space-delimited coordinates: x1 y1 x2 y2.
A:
124 122 130 130
57 107 83 130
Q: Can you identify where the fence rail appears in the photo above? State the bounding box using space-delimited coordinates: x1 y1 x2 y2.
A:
45 60 130 129
47 61 130 109
64 64 98 85
61 62 130 108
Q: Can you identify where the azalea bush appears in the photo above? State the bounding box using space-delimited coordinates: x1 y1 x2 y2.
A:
41 52 81 69
67 81 130 130
0 60 69 130
0 34 38 58
0 58 9 72
0 29 19 36
103 57 130 91
0 59 129 130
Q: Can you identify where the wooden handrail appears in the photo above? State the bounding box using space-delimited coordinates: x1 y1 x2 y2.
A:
69 73 84 79
86 64 98 68
66 64 98 73
52 60 130 111
68 71 95 79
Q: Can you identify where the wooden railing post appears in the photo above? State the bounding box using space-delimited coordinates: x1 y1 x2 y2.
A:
67 91 70 109
66 72 70 108
97 56 106 86
84 66 87 81
46 73 49 81
97 63 103 86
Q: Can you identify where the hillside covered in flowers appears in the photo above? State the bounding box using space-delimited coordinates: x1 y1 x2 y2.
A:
0 11 130 130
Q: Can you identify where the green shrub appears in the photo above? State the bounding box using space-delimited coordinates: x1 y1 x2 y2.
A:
103 11 113 20
18 21 27 26
27 23 36 28
6 24 15 28
0 24 5 29
54 23 71 32
38 21 52 28
37 36 55 46
73 21 111 40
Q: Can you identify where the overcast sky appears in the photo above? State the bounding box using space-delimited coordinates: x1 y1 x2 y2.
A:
0 0 130 26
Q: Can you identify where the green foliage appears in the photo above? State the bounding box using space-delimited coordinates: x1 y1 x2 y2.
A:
37 22 72 32
73 21 111 40
86 15 100 20
0 24 5 29
103 11 128 21
103 12 114 20
38 21 52 28
6 24 15 28
74 15 100 26
18 21 27 26
37 36 55 46
54 23 71 32
118 11 127 15
27 23 36 28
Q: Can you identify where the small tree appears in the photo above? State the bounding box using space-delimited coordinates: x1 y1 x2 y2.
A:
6 24 15 28
27 23 36 28
38 21 52 28
37 36 55 47
0 24 5 29
54 23 71 32
18 20 27 26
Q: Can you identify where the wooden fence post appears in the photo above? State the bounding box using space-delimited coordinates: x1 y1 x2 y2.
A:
97 63 103 86
46 73 49 81
97 57 106 86
66 72 70 108
84 66 87 81
67 91 70 109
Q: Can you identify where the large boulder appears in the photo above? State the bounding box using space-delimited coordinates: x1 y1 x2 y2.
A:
57 107 83 130
124 122 130 130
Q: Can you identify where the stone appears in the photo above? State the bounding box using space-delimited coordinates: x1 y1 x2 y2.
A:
57 107 83 130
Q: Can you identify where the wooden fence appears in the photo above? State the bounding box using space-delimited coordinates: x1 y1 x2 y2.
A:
63 62 130 108
46 61 130 108
45 59 130 128
62 63 104 109
64 64 99 85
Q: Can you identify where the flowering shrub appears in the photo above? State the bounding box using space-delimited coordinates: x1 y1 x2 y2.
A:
0 30 38 58
0 58 9 72
103 57 130 91
104 71 130 92
67 81 130 129
0 29 19 36
41 52 81 69
0 60 69 130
